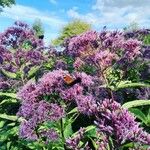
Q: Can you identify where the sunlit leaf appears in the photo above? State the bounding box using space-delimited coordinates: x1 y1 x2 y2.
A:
0 114 18 121
116 81 150 90
1 68 17 79
0 99 17 105
0 92 17 99
122 100 150 109
64 123 73 139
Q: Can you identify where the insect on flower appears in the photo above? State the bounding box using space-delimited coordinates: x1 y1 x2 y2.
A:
38 35 44 39
63 74 81 86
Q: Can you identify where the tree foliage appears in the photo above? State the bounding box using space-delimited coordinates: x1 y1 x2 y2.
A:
123 21 139 31
0 0 15 11
52 19 91 46
32 19 44 37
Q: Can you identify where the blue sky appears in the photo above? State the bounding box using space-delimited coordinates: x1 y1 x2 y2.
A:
0 0 150 44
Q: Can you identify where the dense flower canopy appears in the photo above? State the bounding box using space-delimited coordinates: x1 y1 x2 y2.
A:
1 21 150 150
17 69 150 148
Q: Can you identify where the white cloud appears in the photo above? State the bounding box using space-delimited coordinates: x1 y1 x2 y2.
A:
93 0 149 9
49 0 57 5
68 0 150 29
1 4 66 29
67 8 98 24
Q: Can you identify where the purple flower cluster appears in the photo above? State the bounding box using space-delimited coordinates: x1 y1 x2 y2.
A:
75 95 97 115
95 132 109 150
123 39 142 60
66 31 98 57
95 99 150 146
54 59 67 70
0 21 43 49
94 50 118 69
143 46 150 59
0 48 47 76
60 84 84 101
73 57 85 69
19 120 38 140
17 69 96 140
18 69 95 103
40 128 59 142
65 30 142 72
0 74 22 91
124 29 150 40
99 31 124 50
0 23 57 89
18 99 64 140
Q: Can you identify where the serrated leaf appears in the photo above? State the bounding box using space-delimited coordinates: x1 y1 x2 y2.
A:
122 100 150 109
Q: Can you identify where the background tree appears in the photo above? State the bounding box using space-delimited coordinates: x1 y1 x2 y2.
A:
51 19 91 46
123 21 139 31
0 0 15 11
32 19 44 38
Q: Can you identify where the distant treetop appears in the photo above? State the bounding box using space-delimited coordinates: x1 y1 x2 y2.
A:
32 19 44 38
52 19 92 46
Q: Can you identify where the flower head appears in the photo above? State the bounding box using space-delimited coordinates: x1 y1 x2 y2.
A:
95 99 150 145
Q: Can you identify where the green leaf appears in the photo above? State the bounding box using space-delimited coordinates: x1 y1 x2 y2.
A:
64 123 73 139
0 92 17 99
116 81 150 90
85 125 96 133
0 114 18 121
121 142 134 148
129 108 147 124
0 99 17 105
7 122 16 127
122 100 150 109
7 141 12 150
67 107 78 115
0 121 5 128
28 66 40 79
85 126 97 138
1 68 17 79
145 109 150 126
